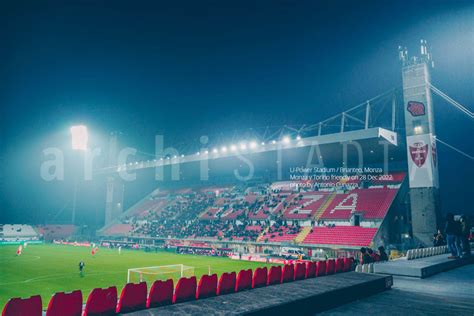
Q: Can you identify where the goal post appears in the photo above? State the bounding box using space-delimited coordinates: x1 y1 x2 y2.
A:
127 264 195 283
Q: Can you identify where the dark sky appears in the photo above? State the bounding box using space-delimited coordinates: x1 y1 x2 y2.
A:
1 0 473 224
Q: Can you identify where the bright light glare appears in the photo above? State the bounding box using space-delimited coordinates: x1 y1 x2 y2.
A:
70 125 88 150
296 135 301 140
212 148 218 154
249 141 257 149
272 140 277 144
230 144 237 152
282 136 291 144
240 143 247 150
221 146 228 153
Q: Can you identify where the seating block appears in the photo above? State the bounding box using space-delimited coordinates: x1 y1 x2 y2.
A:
173 276 197 304
294 262 306 280
116 282 147 313
46 290 82 316
217 272 236 296
252 267 268 289
83 286 117 316
196 274 218 299
2 295 42 316
267 266 282 286
235 269 253 292
281 264 295 283
147 279 173 308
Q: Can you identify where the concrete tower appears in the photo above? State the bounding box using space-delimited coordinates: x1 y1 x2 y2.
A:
400 40 441 246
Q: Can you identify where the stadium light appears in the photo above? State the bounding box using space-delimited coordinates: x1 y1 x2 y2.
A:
70 125 88 151
212 148 218 154
296 135 301 140
414 126 423 134
282 136 291 144
204 150 209 155
221 146 228 153
230 144 237 152
249 141 257 149
240 143 247 150
271 140 277 144
261 141 265 146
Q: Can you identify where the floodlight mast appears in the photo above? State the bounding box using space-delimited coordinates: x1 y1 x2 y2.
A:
70 125 88 224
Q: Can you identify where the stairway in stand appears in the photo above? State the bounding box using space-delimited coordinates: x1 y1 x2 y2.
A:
256 226 270 242
313 192 336 220
294 226 312 244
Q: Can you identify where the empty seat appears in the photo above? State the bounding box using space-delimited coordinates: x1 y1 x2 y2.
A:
217 272 236 296
252 267 268 288
147 279 173 308
235 269 252 292
335 258 344 273
196 274 218 299
326 259 335 275
116 282 147 313
281 264 294 283
316 260 326 276
305 261 317 278
46 290 82 316
83 286 117 316
294 262 306 280
173 276 197 304
343 257 354 272
267 266 282 285
2 295 42 316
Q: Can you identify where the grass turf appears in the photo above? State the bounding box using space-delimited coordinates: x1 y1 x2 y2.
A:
0 244 273 309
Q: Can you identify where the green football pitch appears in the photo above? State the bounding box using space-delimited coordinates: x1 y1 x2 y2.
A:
0 244 273 308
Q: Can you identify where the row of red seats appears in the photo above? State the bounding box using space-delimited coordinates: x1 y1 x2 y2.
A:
2 258 354 316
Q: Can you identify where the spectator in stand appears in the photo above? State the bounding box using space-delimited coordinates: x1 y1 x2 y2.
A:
367 248 380 262
459 215 471 257
378 246 389 261
444 213 462 259
360 247 373 264
432 229 446 247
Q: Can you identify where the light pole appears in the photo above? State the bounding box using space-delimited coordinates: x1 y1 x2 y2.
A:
70 125 88 224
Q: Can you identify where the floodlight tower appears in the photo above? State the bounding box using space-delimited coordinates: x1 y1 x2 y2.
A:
70 125 88 224
399 40 441 246
104 132 124 226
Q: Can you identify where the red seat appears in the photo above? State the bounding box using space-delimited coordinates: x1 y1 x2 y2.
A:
147 279 173 308
294 262 306 280
116 282 147 313
2 295 42 316
217 272 236 295
335 258 344 273
235 269 252 292
343 257 354 272
281 264 294 283
196 274 218 299
316 260 326 276
252 267 268 288
83 286 117 316
46 290 82 316
305 261 317 278
326 259 336 275
173 276 197 304
267 266 282 285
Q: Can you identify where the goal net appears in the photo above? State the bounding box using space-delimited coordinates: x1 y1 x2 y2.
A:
127 264 195 283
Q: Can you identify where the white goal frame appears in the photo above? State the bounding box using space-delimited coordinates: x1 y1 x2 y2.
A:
127 264 194 283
